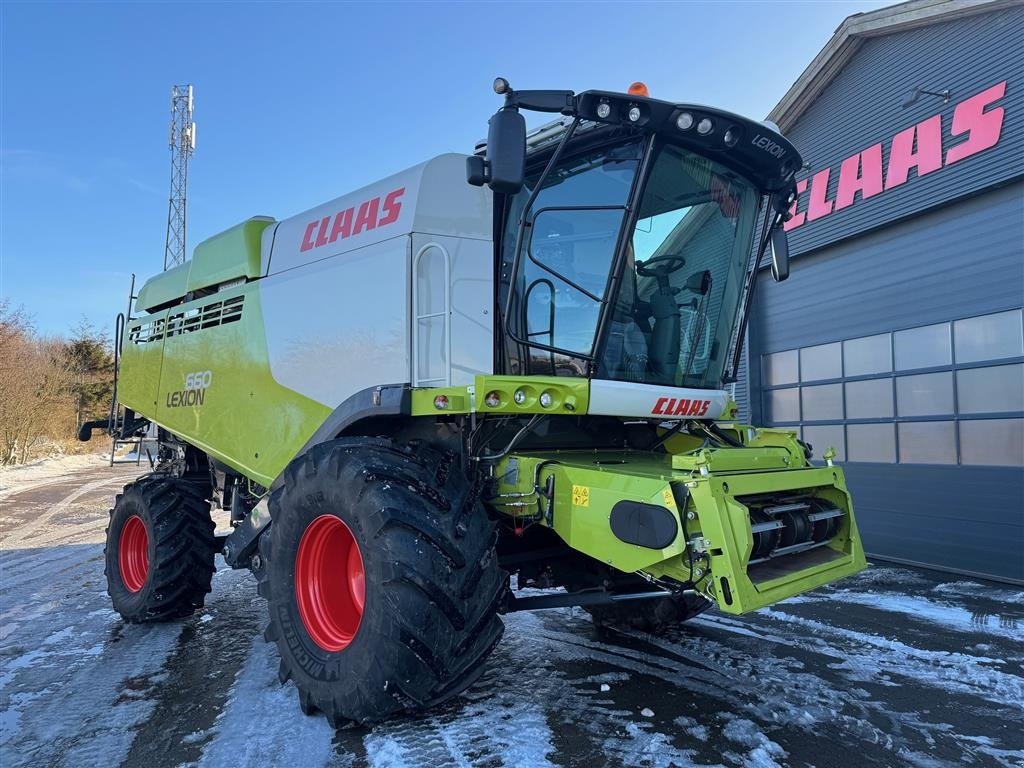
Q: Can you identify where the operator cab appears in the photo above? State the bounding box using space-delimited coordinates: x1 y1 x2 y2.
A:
470 79 799 392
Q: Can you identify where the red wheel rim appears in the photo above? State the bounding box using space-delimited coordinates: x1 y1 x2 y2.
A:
295 515 365 652
119 515 149 593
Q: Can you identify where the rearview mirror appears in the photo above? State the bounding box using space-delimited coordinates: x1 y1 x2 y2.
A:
770 225 790 282
486 107 526 194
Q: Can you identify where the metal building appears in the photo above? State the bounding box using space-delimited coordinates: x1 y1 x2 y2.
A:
740 0 1024 582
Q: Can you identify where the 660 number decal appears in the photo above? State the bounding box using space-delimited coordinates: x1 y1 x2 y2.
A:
184 371 213 391
167 370 212 408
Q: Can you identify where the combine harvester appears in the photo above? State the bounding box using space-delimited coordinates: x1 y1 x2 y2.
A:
82 79 866 724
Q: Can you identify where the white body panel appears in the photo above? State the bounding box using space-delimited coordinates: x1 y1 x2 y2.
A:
258 154 494 407
260 236 412 407
411 233 493 388
588 379 730 420
264 154 491 276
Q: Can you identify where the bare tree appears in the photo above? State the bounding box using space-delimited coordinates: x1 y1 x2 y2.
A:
0 301 77 465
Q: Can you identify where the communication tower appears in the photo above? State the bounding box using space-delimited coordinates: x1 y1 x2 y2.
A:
163 85 196 270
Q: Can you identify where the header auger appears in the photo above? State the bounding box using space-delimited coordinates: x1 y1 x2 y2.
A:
83 79 866 725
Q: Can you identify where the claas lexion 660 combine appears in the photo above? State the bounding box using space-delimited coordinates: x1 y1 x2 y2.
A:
82 79 866 724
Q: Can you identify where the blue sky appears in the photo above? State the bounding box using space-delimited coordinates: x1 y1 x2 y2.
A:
1 0 888 337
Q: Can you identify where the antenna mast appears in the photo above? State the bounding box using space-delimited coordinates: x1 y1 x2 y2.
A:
163 84 196 270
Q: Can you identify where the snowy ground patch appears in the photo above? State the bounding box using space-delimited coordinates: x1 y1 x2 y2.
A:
0 453 110 498
1 463 1022 767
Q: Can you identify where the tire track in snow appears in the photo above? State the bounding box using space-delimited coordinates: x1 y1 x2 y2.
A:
1 465 184 767
192 634 337 767
0 586 184 767
121 568 266 767
0 456 118 501
2 474 128 548
793 589 1023 641
362 610 560 768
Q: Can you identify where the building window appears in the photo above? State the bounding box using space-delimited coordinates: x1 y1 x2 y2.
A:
801 383 844 421
898 421 957 464
894 322 951 371
896 372 954 417
766 387 800 423
959 419 1024 467
802 424 846 461
846 378 894 419
956 363 1024 414
844 333 892 377
763 349 799 386
760 309 1024 467
847 423 896 463
954 310 1024 364
799 342 842 382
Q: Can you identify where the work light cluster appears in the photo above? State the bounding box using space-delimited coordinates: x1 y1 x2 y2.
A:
432 386 576 412
482 385 573 411
674 110 741 147
591 95 742 149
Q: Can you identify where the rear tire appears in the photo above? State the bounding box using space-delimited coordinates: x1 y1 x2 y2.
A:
104 476 216 623
259 438 505 725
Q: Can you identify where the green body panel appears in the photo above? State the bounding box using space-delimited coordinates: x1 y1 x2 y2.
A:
135 263 190 312
671 446 796 473
120 283 329 486
134 218 273 313
678 465 865 613
493 452 689 573
119 311 168 409
410 376 590 416
187 217 274 293
492 426 866 614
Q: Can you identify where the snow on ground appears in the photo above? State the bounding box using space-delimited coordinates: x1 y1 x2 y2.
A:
0 453 110 498
1 465 1022 768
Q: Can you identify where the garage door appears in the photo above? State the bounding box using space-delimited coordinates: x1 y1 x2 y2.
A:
747 182 1024 582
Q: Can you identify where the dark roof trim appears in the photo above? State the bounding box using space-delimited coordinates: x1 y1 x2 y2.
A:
768 0 1023 131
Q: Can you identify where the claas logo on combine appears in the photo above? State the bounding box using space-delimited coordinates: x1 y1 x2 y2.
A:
300 187 405 252
166 371 212 408
652 397 712 417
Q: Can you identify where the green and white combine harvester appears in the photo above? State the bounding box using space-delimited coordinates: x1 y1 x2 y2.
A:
82 79 866 724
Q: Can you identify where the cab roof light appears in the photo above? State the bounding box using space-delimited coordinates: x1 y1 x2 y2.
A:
627 81 649 98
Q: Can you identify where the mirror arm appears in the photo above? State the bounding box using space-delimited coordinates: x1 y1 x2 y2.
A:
725 205 779 382
504 89 577 116
768 189 793 283
501 117 582 339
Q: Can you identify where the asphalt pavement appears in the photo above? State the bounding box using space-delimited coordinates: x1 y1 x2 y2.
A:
1 463 1021 768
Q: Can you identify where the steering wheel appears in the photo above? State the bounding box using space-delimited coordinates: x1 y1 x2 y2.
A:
636 254 686 278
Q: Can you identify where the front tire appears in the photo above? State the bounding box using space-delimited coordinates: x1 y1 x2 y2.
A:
104 477 216 623
259 438 505 725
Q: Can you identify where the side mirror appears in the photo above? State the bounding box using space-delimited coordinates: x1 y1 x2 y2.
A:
467 107 526 194
770 225 790 282
683 269 712 295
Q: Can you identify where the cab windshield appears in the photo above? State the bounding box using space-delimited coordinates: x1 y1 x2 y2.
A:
501 140 759 388
604 143 758 388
